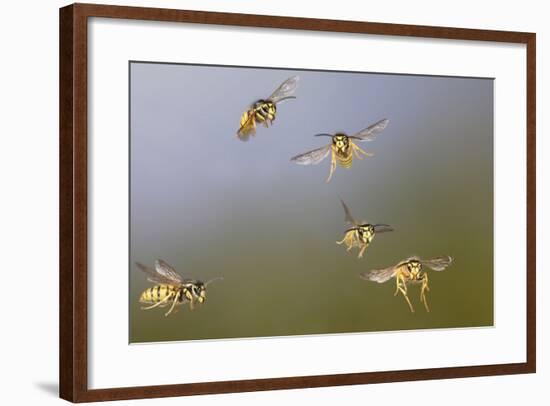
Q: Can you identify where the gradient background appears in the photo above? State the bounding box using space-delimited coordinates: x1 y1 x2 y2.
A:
129 62 493 343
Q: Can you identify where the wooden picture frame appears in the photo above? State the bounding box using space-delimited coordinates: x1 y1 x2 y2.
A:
59 3 536 402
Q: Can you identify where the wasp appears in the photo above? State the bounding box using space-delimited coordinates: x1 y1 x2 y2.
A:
336 199 393 258
360 256 453 313
290 118 389 182
237 76 299 141
136 260 223 317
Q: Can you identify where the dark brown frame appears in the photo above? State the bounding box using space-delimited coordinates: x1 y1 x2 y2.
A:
59 3 536 402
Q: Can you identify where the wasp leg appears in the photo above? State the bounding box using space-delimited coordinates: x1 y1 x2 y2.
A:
164 291 181 317
264 116 274 127
141 292 173 310
394 272 404 296
398 286 414 313
250 116 257 135
326 149 337 183
357 244 367 258
351 143 365 160
337 231 356 253
184 289 195 311
336 231 351 245
394 273 414 312
352 143 373 158
248 111 259 130
420 274 430 312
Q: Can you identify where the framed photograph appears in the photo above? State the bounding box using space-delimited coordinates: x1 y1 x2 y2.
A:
59 3 536 402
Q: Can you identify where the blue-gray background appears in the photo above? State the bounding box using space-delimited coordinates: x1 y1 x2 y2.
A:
130 62 493 343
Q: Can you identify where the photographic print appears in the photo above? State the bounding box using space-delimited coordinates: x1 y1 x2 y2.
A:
129 61 493 343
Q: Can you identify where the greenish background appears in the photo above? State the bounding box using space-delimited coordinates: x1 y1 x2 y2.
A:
129 62 493 343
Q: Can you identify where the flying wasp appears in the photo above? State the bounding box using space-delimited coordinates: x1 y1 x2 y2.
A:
290 118 389 182
136 260 223 317
336 199 393 258
237 76 299 141
360 256 453 313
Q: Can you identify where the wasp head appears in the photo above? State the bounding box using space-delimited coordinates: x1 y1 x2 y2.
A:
191 282 206 303
407 260 422 279
357 224 375 244
332 134 350 152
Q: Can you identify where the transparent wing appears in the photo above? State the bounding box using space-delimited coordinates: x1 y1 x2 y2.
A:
135 262 176 285
421 256 453 272
349 118 389 142
154 259 185 284
340 199 357 226
359 264 399 284
268 76 299 104
373 224 394 233
290 144 331 165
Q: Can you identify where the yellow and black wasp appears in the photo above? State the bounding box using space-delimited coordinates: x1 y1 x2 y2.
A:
136 260 223 317
237 76 299 141
360 256 453 313
336 199 393 258
290 118 389 182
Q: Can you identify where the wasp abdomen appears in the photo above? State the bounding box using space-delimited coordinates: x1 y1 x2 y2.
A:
140 284 176 304
336 151 353 168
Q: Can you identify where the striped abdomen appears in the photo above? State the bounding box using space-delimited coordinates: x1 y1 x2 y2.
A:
140 284 179 304
336 149 353 169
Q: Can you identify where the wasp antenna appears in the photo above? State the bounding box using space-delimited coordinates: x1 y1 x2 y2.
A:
205 276 224 287
314 133 333 137
275 96 297 104
374 224 394 232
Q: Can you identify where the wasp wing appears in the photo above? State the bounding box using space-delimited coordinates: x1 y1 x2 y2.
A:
291 144 331 165
268 76 299 104
359 264 399 283
155 259 185 284
339 199 357 226
349 118 389 142
421 256 453 271
135 262 176 285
